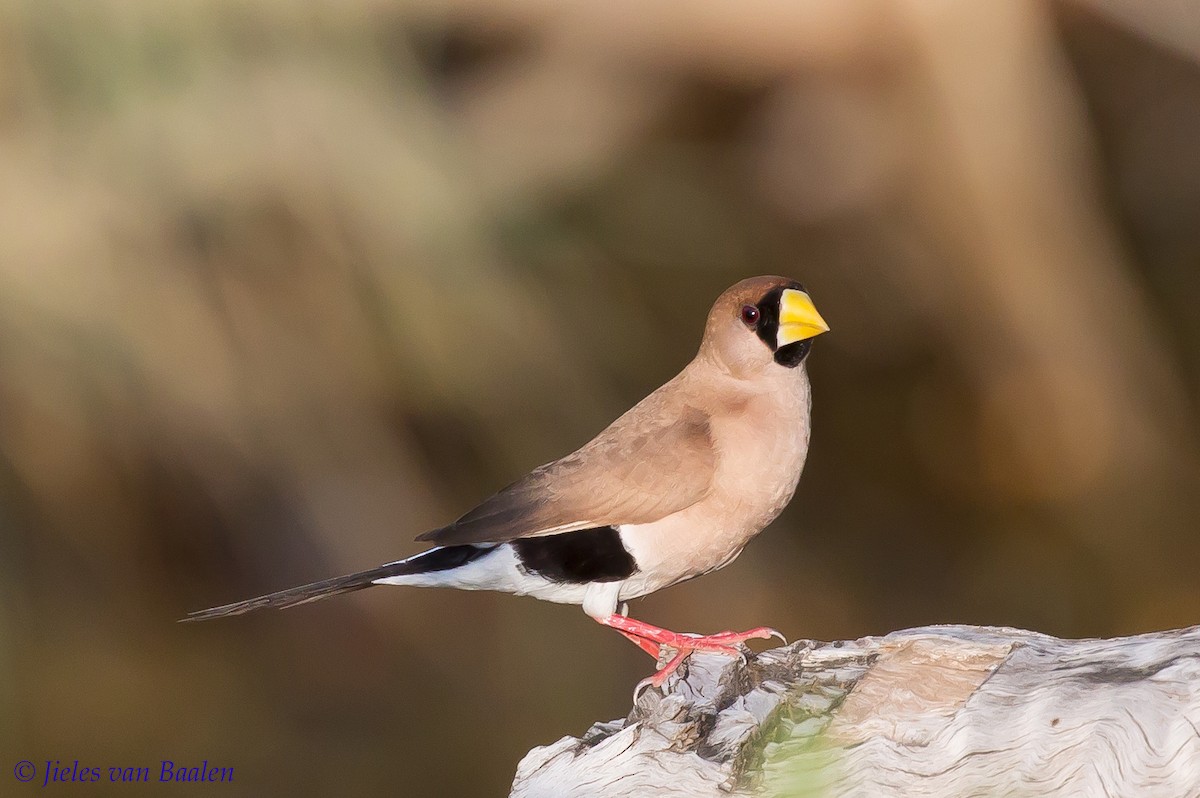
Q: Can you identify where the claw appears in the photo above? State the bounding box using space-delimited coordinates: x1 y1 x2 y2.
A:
633 677 656 703
766 628 788 646
633 649 690 702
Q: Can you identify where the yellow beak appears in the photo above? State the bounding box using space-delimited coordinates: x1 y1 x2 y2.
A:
777 289 830 347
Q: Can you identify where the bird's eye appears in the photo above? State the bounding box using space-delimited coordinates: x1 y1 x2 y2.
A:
740 305 760 325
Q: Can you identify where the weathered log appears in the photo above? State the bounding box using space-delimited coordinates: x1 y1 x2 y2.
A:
512 625 1200 797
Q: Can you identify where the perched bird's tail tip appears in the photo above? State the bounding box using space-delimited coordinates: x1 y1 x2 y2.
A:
180 566 397 623
180 546 492 623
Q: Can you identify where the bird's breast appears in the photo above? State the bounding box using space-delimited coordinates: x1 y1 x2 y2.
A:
619 374 812 597
708 388 811 533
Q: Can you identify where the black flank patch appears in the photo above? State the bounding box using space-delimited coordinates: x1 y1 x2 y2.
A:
514 527 637 583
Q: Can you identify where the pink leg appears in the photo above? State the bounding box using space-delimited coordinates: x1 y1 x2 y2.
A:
616 629 663 659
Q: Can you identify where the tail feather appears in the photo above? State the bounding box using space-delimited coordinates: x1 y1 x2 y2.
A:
181 544 492 622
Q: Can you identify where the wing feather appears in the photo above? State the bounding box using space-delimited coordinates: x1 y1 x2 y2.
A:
418 398 716 546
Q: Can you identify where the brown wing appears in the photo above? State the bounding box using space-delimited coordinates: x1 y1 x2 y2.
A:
417 403 716 546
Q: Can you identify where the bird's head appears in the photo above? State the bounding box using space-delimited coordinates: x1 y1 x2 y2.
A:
701 276 830 379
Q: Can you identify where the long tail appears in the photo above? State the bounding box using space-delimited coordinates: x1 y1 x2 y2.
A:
181 545 492 622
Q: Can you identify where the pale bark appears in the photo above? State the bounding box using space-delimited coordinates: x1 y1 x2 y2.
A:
512 625 1200 797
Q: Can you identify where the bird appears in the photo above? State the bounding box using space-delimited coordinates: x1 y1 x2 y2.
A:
184 275 830 691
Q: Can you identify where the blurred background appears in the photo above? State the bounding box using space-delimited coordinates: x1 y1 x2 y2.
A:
3 0 1200 794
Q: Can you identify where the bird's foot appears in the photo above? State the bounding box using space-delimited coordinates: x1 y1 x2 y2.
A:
687 626 789 647
602 614 784 654
600 614 787 698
